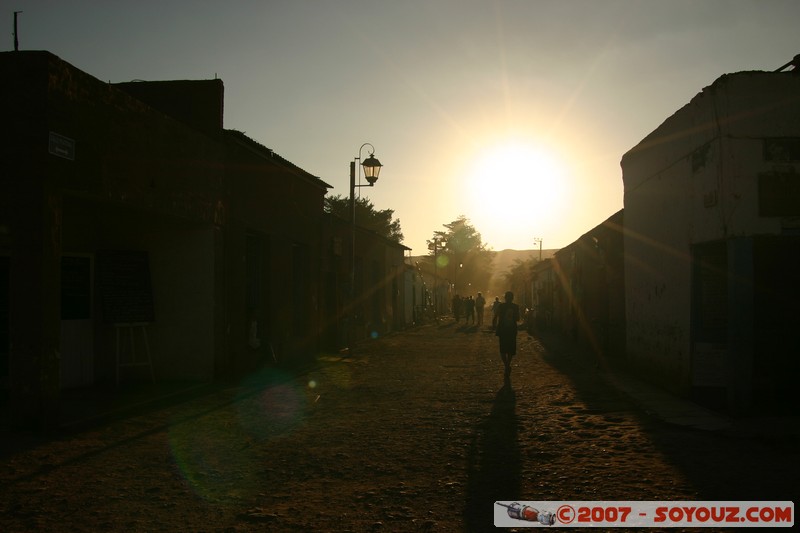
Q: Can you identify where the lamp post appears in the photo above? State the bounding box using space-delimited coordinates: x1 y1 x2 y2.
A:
428 237 443 317
531 237 543 312
348 143 382 354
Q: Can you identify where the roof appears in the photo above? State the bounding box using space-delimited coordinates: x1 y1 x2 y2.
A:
324 212 410 251
224 129 332 189
622 70 798 164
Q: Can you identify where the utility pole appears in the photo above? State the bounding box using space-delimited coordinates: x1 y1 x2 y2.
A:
13 11 22 51
533 237 542 261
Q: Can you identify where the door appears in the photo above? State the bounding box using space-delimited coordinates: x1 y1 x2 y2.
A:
753 236 800 412
60 254 94 388
0 256 8 386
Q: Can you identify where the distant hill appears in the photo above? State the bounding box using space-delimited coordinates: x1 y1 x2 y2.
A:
487 248 555 297
490 248 554 276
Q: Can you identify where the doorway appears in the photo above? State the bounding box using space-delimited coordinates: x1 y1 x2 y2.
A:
0 256 8 388
60 254 94 388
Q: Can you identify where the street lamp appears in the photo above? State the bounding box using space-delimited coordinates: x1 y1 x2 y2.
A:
348 142 383 353
454 262 463 294
428 237 443 317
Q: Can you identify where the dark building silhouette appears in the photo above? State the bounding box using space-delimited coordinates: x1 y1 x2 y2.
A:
1 51 385 429
621 70 800 414
530 68 800 416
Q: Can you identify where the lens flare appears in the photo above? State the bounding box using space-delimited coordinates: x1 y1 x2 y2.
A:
168 367 307 501
235 369 306 442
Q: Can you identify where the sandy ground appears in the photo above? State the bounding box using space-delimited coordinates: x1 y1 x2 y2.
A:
1 322 797 531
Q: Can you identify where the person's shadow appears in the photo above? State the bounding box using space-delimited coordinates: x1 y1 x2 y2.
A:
463 381 520 531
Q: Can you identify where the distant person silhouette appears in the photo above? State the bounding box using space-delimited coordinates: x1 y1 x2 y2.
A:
465 295 475 324
452 294 462 323
475 292 486 326
495 291 520 380
491 296 501 330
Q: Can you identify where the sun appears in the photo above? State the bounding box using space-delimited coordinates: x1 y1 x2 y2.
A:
463 139 568 249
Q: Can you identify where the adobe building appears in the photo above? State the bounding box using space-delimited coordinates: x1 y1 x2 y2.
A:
621 69 800 414
530 258 555 330
531 211 625 361
321 214 409 350
1 51 330 429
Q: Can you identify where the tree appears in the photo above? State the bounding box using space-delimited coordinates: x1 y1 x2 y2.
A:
324 194 404 244
425 216 494 295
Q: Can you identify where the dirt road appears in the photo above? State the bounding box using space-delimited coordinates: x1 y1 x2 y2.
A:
1 322 797 531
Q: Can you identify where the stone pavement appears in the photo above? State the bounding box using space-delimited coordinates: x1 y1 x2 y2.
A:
603 371 733 431
530 332 735 433
531 328 800 439
47 328 722 433
1 320 797 531
0 319 769 437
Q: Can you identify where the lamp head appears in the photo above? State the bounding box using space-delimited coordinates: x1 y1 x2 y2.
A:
362 154 382 185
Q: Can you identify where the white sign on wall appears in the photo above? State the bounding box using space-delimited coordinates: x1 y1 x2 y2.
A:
48 131 75 160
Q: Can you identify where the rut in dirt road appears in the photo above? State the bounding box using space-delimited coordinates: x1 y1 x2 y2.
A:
1 322 797 532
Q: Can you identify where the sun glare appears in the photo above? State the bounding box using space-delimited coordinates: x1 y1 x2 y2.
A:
463 140 568 249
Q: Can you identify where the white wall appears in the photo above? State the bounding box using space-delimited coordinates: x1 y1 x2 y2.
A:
621 71 800 392
622 94 708 389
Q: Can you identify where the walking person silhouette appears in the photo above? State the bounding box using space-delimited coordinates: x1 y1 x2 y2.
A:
495 291 520 380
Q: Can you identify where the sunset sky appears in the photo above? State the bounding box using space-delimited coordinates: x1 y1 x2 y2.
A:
5 0 798 254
